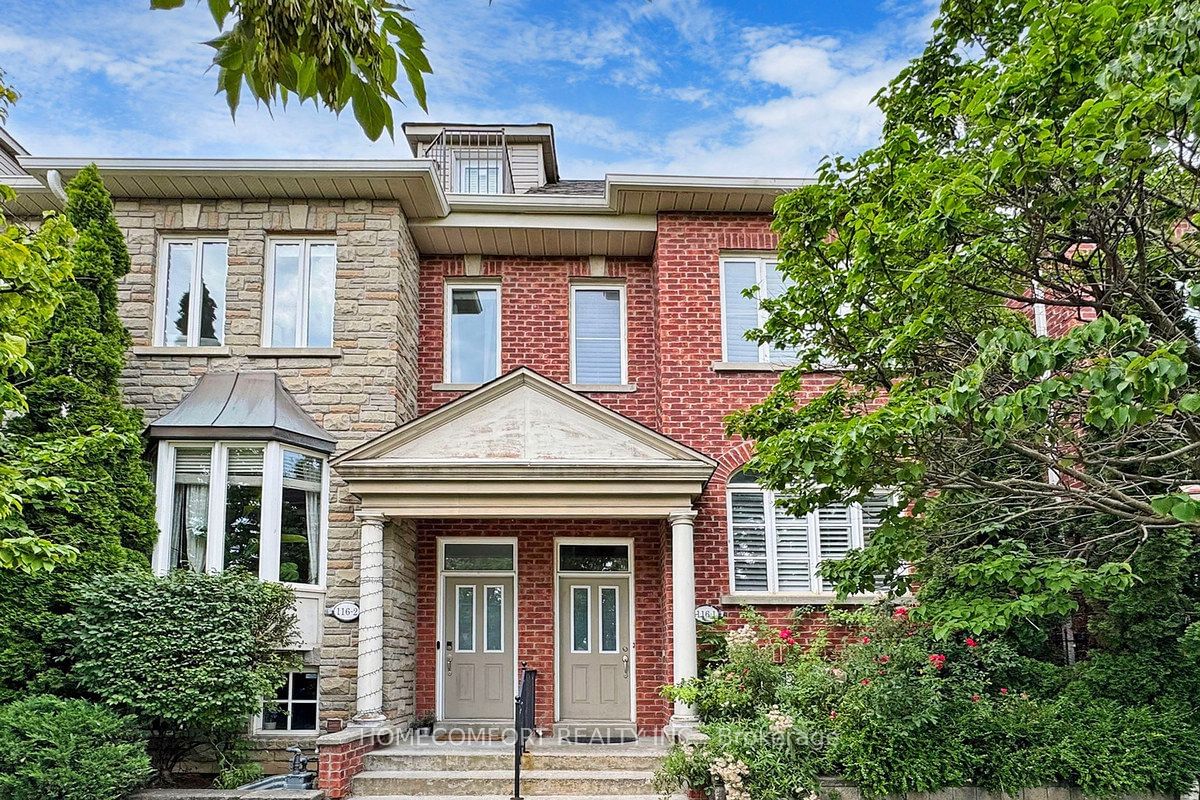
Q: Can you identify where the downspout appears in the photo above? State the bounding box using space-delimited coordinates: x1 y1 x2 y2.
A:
46 169 67 203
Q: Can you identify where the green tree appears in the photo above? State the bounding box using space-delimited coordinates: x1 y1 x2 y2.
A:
0 166 156 699
729 0 1200 638
70 570 298 783
152 0 431 141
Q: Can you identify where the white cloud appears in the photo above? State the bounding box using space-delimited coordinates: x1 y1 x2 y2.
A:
0 0 938 179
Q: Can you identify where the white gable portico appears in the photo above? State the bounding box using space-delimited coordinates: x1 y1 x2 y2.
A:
333 367 715 518
332 368 714 733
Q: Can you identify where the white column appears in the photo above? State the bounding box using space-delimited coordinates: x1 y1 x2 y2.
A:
668 508 699 731
351 511 388 726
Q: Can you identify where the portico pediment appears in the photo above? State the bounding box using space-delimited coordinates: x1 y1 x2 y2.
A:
332 368 716 518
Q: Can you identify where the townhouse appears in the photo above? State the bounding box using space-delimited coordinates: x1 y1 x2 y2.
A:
2 123 890 745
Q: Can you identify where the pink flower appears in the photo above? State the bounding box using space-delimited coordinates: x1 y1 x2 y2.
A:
929 653 947 670
999 687 1009 695
965 637 978 648
877 655 891 664
971 694 981 703
861 636 871 644
860 678 871 686
893 607 909 619
829 710 838 719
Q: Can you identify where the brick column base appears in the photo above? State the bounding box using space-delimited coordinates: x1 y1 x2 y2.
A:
316 727 391 798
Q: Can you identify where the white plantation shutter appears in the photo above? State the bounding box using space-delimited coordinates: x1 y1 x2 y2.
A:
815 504 854 592
773 503 812 592
763 262 802 363
722 261 761 362
730 491 769 591
572 288 623 384
860 492 894 590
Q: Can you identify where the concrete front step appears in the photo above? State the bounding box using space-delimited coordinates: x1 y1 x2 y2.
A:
365 747 666 772
350 769 657 796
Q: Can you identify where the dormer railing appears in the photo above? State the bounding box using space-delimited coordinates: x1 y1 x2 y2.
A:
422 128 515 194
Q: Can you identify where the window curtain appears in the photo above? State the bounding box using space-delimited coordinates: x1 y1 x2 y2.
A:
304 487 320 581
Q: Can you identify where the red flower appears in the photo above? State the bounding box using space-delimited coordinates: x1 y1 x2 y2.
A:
877 655 891 664
965 637 978 648
861 635 871 644
893 606 909 618
780 628 793 638
971 694 981 702
928 653 947 670
999 687 1009 695
860 678 871 686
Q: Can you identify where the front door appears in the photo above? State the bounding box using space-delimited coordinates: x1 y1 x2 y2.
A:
442 576 515 721
558 574 632 721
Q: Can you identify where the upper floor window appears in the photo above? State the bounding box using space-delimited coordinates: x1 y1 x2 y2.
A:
157 237 228 347
444 282 500 384
570 284 627 385
265 238 336 348
727 469 891 595
456 154 503 194
720 254 802 364
154 440 327 586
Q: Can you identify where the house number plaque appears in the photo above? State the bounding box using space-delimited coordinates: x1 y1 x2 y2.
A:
327 601 361 623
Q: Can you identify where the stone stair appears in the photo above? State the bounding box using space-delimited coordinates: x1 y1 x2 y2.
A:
349 739 676 799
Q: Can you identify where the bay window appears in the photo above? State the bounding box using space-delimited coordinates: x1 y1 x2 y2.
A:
154 441 328 585
727 469 892 595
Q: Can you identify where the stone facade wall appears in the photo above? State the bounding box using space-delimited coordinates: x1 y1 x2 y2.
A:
111 198 422 735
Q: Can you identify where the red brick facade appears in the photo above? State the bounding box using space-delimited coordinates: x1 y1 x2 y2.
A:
410 212 852 727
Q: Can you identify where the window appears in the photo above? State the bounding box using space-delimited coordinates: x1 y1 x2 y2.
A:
444 283 500 384
570 285 627 385
265 238 337 348
727 470 892 594
154 441 328 585
454 151 503 194
259 669 318 733
442 541 515 572
157 238 228 347
558 543 630 573
720 254 802 364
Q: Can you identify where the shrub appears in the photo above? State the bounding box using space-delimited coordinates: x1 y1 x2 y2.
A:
0 694 149 800
69 569 299 783
658 607 1200 799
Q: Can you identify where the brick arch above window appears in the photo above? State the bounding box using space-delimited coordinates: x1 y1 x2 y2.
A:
713 441 756 485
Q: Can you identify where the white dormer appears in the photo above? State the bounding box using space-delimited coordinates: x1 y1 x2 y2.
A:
402 122 559 195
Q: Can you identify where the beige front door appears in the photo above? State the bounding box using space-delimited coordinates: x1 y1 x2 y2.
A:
442 576 515 721
558 576 632 721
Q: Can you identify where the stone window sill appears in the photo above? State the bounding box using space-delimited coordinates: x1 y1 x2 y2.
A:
247 347 343 358
131 345 232 358
432 382 480 392
711 361 787 372
721 592 881 606
569 383 638 393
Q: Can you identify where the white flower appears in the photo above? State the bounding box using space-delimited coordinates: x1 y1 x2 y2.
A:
766 705 795 734
726 625 758 648
709 757 751 800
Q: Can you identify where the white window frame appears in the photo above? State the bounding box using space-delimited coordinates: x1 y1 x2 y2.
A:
569 283 628 386
726 477 892 595
152 440 329 589
443 280 502 385
569 584 591 654
455 584 477 654
254 668 320 735
598 584 621 654
452 149 504 194
262 237 338 348
154 236 229 347
719 252 793 364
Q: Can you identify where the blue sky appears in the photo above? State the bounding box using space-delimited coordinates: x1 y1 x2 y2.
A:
0 0 936 178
